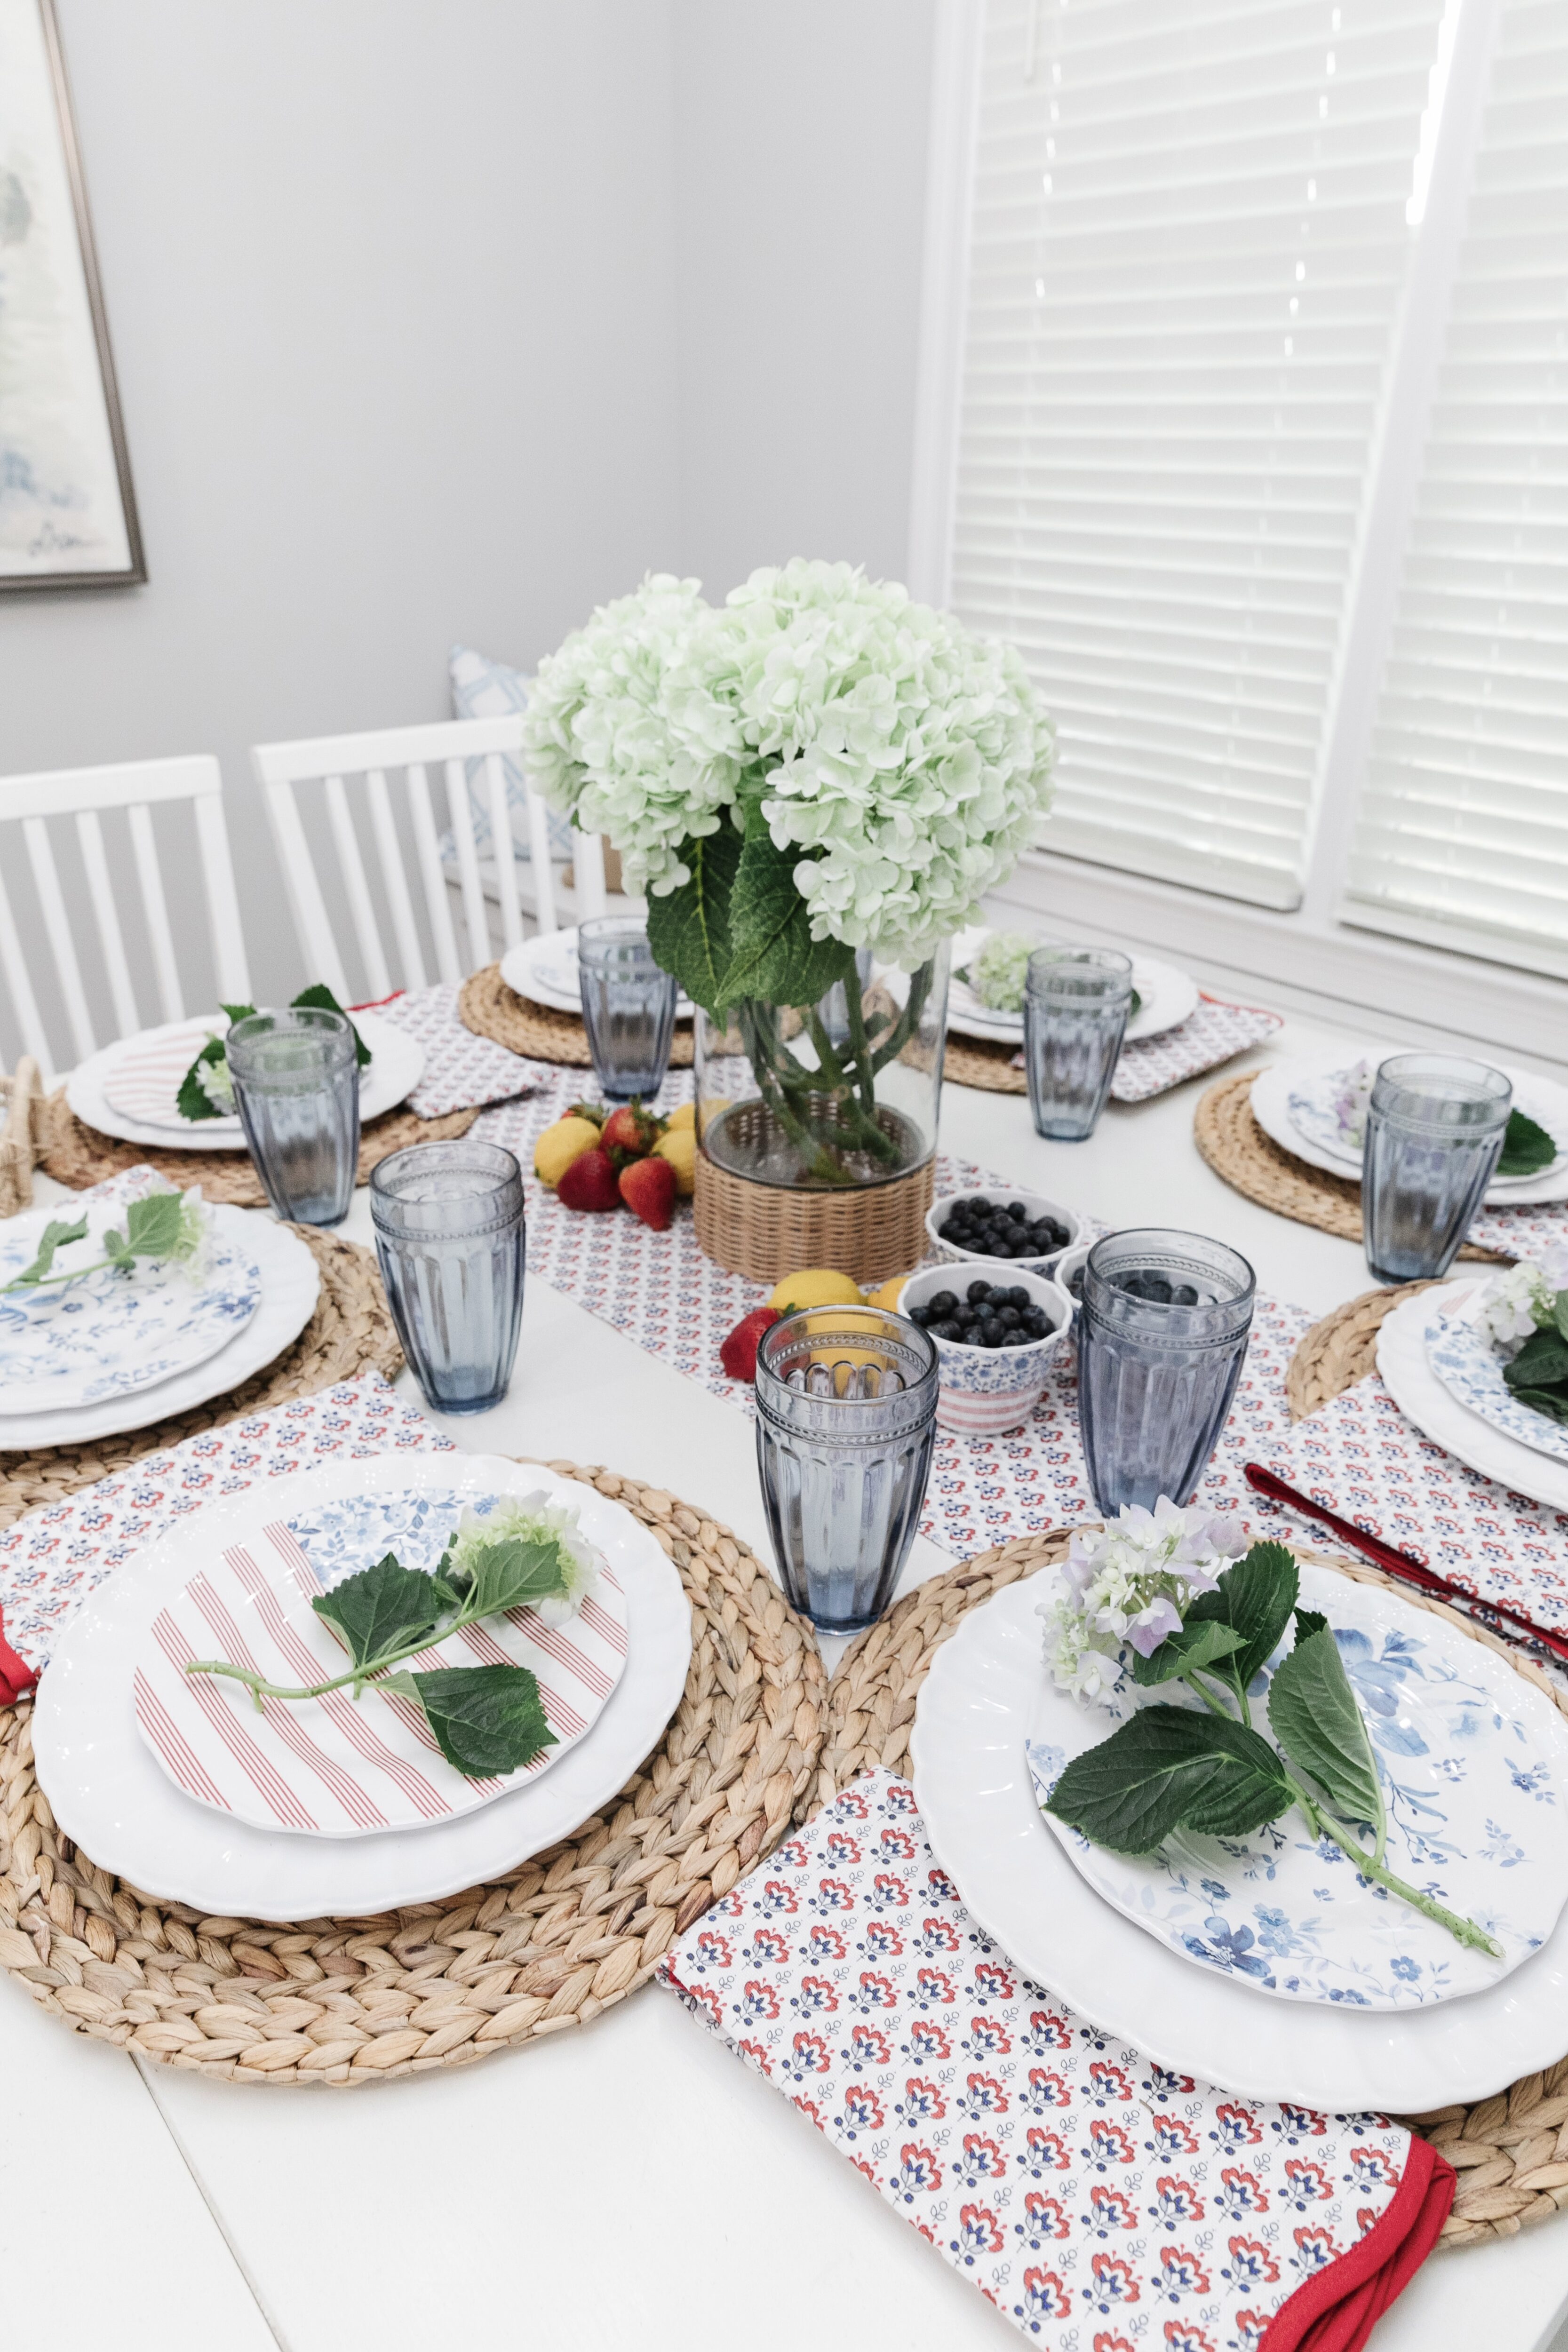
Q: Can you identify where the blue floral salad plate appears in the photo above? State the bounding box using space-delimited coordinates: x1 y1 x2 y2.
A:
1425 1283 1568 1467
1024 1560 1568 2011
0 1200 260 1415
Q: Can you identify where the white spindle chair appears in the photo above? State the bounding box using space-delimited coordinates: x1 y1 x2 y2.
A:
0 755 251 1082
253 716 607 1005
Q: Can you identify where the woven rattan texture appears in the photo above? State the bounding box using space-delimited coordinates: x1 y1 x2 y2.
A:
1286 1281 1443 1421
459 963 694 1072
0 1227 401 1533
33 1090 480 1207
942 1034 1025 1094
1195 1073 1506 1263
810 1529 1568 2249
0 1465 824 2083
0 1061 45 1220
692 1149 935 1286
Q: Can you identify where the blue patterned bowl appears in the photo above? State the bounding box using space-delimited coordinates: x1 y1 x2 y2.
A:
898 1264 1070 1436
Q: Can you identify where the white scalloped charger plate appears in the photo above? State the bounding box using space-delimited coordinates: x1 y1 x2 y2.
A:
32 1456 693 1918
1377 1280 1568 1513
908 1566 1568 2110
0 1208 318 1452
499 929 694 1020
1250 1053 1568 1207
947 949 1199 1047
71 1009 425 1151
1425 1281 1568 1468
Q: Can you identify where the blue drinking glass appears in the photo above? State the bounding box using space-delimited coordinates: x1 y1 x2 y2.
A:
1023 947 1134 1141
226 1007 359 1226
1078 1229 1255 1514
755 1306 939 1634
370 1141 525 1414
1363 1053 1511 1284
577 918 678 1102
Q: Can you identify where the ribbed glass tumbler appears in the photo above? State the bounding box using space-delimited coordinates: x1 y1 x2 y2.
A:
227 1006 359 1226
1078 1229 1256 1515
1022 947 1134 1142
370 1141 526 1414
755 1305 939 1634
1363 1054 1512 1284
577 918 678 1102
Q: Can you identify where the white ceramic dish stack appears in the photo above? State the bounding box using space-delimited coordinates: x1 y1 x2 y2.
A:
500 929 695 1021
1250 1049 1568 1208
947 926 1199 1047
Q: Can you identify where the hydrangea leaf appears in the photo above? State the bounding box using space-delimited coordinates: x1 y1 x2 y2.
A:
1267 1627 1384 1834
311 1552 444 1673
176 1034 231 1121
1185 1542 1299 1690
1045 1705 1293 1854
1125 1617 1248 1687
719 823 855 1010
1498 1109 1556 1178
290 982 371 1065
645 826 742 1015
379 1663 556 1778
4 1215 88 1287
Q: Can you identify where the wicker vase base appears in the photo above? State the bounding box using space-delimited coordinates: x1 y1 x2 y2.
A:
693 1149 934 1285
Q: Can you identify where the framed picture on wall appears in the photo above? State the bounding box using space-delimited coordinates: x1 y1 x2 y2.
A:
0 0 145 589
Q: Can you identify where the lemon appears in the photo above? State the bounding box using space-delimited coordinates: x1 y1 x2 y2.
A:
769 1267 863 1314
865 1273 914 1312
665 1101 696 1133
653 1127 696 1196
533 1116 604 1190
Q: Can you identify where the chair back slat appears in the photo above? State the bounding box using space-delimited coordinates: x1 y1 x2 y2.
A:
443 756 491 973
404 762 463 984
0 859 54 1073
24 817 97 1061
264 778 352 1005
127 803 185 1024
191 791 252 1005
526 783 557 936
484 751 524 950
75 810 141 1037
324 773 392 1004
573 831 608 923
365 769 429 993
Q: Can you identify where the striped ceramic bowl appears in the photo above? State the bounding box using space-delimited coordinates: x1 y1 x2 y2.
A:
897 1264 1071 1437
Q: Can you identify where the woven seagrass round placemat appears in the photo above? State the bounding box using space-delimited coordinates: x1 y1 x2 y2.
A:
943 1033 1026 1094
809 1529 1568 2249
1286 1280 1442 1421
0 1464 823 2082
1195 1072 1507 1263
32 1090 481 1208
0 1227 400 1533
460 963 694 1072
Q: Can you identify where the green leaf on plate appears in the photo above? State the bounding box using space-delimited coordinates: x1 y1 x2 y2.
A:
1293 1607 1329 1645
290 983 371 1065
1504 1325 1568 1396
3 1214 88 1288
311 1552 444 1676
1497 1108 1557 1179
1125 1617 1248 1687
460 1533 572 1619
1185 1541 1300 1691
380 1662 556 1778
1506 1385 1568 1426
1267 1626 1384 1833
176 1034 231 1121
1044 1703 1294 1854
119 1192 186 1259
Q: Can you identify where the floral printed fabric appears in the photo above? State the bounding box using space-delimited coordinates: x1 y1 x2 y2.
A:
660 1772 1452 2352
0 1373 454 1671
1111 997 1285 1105
367 983 548 1120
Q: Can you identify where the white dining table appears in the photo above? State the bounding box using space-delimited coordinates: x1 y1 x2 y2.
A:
5 1005 1568 2352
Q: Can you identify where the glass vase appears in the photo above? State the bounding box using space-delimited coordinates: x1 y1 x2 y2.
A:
694 945 949 1192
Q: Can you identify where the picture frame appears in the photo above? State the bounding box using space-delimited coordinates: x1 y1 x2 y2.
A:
0 0 145 590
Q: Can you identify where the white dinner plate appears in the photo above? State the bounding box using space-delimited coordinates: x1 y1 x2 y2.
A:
71 1010 426 1151
500 929 694 1020
33 1456 693 1918
1426 1279 1568 1468
0 1208 318 1452
135 1470 628 1834
1377 1280 1568 1512
1250 1051 1568 1207
0 1201 259 1413
1025 1559 1567 2007
908 1565 1568 2110
947 942 1199 1047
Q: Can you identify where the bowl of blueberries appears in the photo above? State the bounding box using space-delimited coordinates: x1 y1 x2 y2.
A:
898 1263 1070 1435
927 1188 1083 1280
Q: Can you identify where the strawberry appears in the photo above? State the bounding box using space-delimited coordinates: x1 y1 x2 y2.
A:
618 1152 677 1230
601 1099 663 1161
556 1147 622 1212
565 1099 606 1128
719 1306 780 1383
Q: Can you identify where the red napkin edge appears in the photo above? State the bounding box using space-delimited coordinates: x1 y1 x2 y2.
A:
1262 2131 1456 2352
0 1608 38 1705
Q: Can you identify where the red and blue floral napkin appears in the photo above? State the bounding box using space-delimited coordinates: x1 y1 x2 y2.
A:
661 1772 1453 2352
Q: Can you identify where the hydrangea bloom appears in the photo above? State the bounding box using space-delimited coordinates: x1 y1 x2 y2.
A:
1038 1498 1245 1700
445 1495 601 1629
1482 1251 1568 1353
966 930 1036 1014
1328 1060 1375 1148
522 561 1055 967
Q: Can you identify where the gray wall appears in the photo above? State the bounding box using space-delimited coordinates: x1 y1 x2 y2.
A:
0 0 934 1040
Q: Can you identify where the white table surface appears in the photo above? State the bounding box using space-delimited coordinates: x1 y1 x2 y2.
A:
6 1006 1568 2352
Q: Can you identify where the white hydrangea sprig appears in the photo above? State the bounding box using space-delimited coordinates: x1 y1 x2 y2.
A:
444 1494 603 1629
1482 1250 1568 1354
1037 1497 1245 1703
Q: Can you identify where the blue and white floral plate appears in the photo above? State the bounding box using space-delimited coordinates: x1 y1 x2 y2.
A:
0 1201 260 1414
1426 1283 1568 1467
1025 1558 1567 2008
910 1561 1568 2110
1250 1051 1568 1206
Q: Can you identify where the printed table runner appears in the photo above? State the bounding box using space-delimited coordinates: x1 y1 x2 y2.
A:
368 981 547 1119
661 1771 1454 2352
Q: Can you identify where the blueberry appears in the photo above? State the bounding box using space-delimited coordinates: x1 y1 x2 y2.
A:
1003 1201 1025 1220
952 1301 977 1326
1172 1283 1199 1306
1067 1267 1085 1298
996 1306 1021 1329
1023 1311 1049 1337
967 1279 993 1304
1005 1329 1031 1348
1143 1277 1173 1303
930 1291 957 1319
1003 1286 1030 1308
929 1319 961 1342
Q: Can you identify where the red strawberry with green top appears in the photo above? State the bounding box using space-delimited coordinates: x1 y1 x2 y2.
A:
601 1100 663 1161
619 1152 677 1230
556 1147 622 1213
719 1306 780 1382
565 1099 606 1127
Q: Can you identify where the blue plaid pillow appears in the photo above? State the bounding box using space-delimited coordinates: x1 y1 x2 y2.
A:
448 643 574 861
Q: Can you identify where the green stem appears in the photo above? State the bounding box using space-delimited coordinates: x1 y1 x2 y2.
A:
3 1258 119 1294
736 1001 851 1185
186 1593 492 1712
1289 1778 1502 1958
868 959 935 1075
1181 1669 1234 1720
803 1009 899 1167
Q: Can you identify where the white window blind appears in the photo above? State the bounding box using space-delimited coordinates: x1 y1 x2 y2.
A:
1345 0 1568 977
949 0 1445 908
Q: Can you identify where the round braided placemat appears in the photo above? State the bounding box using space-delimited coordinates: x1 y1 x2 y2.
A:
810 1530 1568 2249
460 964 694 1072
1195 1073 1506 1263
33 1091 481 1207
0 1464 824 2083
0 1227 401 1533
943 1033 1026 1094
1286 1280 1442 1420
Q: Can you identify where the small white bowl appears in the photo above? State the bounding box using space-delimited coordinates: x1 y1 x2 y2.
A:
925 1187 1083 1281
898 1264 1071 1436
1054 1240 1091 1317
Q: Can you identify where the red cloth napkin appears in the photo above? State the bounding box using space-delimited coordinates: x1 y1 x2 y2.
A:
0 1608 38 1704
660 1770 1452 2352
